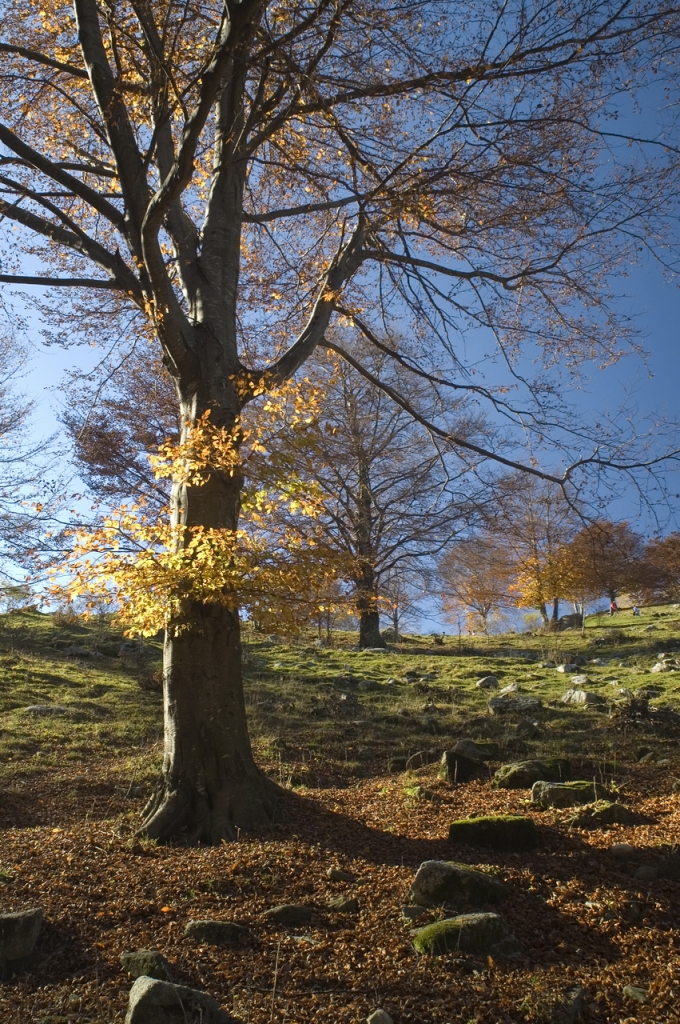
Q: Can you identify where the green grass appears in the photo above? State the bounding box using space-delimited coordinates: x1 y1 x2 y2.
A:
0 604 678 787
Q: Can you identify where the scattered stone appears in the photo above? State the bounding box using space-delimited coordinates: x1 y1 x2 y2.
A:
0 909 42 962
327 867 355 882
438 750 483 785
120 950 173 982
476 675 499 689
651 661 669 673
643 624 658 632
553 986 586 1024
560 689 607 707
620 901 644 925
184 921 246 946
569 674 590 687
327 896 359 912
634 864 658 882
367 1011 393 1024
557 613 583 631
409 860 508 908
22 705 70 717
451 738 498 761
264 904 313 927
448 814 540 851
622 985 649 1005
609 843 641 863
412 912 521 957
515 718 542 739
387 756 407 773
556 664 578 673
590 658 608 665
531 780 612 809
357 679 378 691
405 749 440 770
497 683 520 695
493 758 571 789
488 695 543 715
569 801 637 829
401 906 428 921
637 751 655 764
124 976 231 1024
397 707 410 717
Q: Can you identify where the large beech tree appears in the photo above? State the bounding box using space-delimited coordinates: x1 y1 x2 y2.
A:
1 0 679 841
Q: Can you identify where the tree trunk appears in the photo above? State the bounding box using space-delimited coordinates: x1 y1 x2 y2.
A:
356 580 385 648
551 598 559 623
140 386 278 843
538 603 549 626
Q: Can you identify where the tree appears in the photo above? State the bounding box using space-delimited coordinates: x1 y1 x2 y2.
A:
563 520 649 604
643 534 680 603
1 0 680 840
439 536 511 634
496 478 578 625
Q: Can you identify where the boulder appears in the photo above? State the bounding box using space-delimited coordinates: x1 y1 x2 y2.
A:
568 801 637 829
557 613 583 631
412 912 521 956
609 843 641 863
448 814 540 851
327 896 359 912
327 867 355 882
0 908 42 962
488 695 543 715
531 780 612 809
183 921 246 946
497 683 520 696
367 1011 393 1024
125 977 232 1024
554 986 586 1024
120 950 173 981
515 719 542 739
264 904 313 927
569 674 589 687
405 749 440 770
409 860 508 908
451 738 498 761
475 675 499 689
556 664 578 673
493 758 571 789
651 661 669 673
561 689 607 707
438 750 483 785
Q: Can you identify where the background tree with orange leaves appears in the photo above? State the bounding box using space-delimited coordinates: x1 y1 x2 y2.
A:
2 0 680 841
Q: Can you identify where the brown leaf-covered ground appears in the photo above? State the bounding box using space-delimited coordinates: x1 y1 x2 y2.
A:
2 608 680 1023
1 757 679 1024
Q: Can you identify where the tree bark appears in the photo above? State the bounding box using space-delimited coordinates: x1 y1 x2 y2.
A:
357 593 384 648
551 598 559 623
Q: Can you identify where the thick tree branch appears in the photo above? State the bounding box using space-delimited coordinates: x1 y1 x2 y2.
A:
0 274 118 288
0 42 88 78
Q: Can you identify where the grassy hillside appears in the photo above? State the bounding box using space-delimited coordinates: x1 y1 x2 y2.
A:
0 606 679 1023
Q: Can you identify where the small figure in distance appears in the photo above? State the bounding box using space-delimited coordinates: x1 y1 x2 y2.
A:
609 599 618 616
633 605 641 616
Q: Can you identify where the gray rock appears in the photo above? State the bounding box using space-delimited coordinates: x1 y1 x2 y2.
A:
412 912 521 956
264 904 313 927
558 613 583 631
622 985 649 1005
327 896 359 912
327 867 355 882
515 718 542 739
183 920 246 946
0 909 42 961
560 689 607 707
367 1011 393 1024
556 664 578 673
498 683 520 696
634 864 658 882
409 860 508 908
553 986 586 1024
531 780 611 809
451 738 498 761
476 675 499 689
401 906 428 921
488 695 543 715
609 843 641 863
405 749 440 770
125 977 231 1024
22 705 70 717
569 674 590 687
438 750 483 784
569 801 637 828
651 661 669 673
493 758 571 789
120 951 173 982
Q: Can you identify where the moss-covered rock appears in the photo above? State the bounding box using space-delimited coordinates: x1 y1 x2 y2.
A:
264 904 313 926
409 860 508 908
448 814 540 851
120 949 173 981
451 738 499 761
438 750 483 785
184 920 246 946
492 758 571 789
412 912 522 956
568 801 637 828
531 779 612 809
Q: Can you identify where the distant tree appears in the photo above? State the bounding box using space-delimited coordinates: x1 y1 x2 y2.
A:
564 520 648 604
494 478 578 626
440 535 512 634
643 534 680 603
